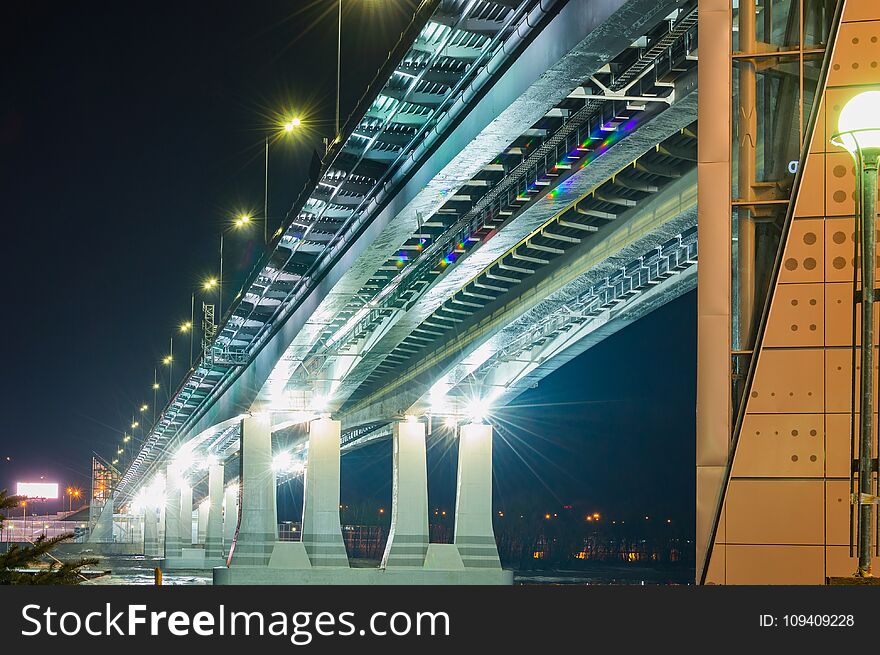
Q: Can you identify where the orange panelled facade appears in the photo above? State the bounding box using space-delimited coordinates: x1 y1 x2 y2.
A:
703 0 880 583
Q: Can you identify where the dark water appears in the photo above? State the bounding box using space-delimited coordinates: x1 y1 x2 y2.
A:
82 555 692 586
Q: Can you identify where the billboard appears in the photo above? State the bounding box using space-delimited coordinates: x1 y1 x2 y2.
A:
16 482 59 500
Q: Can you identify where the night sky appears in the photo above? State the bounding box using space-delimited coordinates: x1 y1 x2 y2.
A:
0 1 695 531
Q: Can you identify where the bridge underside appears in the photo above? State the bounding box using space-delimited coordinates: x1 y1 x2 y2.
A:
117 0 700 500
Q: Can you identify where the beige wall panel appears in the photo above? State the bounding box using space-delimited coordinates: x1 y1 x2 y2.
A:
735 414 823 477
825 479 857 546
696 465 726 572
727 479 824 545
825 281 853 345
842 0 880 22
824 151 857 217
696 164 731 317
696 9 731 164
726 545 825 584
826 22 880 88
793 155 825 218
780 219 825 284
825 347 878 412
747 348 824 413
697 314 731 466
825 412 876 478
704 544 726 585
810 91 828 155
825 281 880 345
826 546 859 578
827 412 853 478
824 217 855 282
763 283 825 347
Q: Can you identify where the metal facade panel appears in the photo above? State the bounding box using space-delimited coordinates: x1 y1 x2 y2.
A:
726 545 825 584
701 0 880 583
726 479 825 545
763 283 825 346
735 414 824 477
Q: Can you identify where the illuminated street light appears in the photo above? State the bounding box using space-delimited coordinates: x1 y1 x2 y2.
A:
271 451 293 473
203 277 218 291
283 117 302 132
831 89 880 578
123 435 131 443
131 421 139 429
140 404 148 412
465 397 491 424
234 213 252 228
179 321 192 333
162 355 173 365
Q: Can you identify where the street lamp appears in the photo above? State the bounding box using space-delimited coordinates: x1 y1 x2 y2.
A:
214 216 253 323
262 119 302 245
162 336 174 392
831 89 880 578
180 318 194 369
152 369 159 426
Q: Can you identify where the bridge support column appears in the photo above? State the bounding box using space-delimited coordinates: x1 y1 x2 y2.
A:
163 467 182 559
87 494 114 543
143 507 160 556
197 498 209 545
205 462 225 560
158 505 165 553
381 419 428 568
222 483 238 555
179 483 193 546
302 417 349 567
454 423 501 569
229 414 277 566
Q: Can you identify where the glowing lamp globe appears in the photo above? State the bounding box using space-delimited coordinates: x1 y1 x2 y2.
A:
836 90 880 155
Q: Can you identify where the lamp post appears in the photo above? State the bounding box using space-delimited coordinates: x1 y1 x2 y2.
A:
152 370 159 426
263 118 302 245
831 90 880 577
162 338 174 393
214 215 253 326
336 0 342 139
180 303 194 370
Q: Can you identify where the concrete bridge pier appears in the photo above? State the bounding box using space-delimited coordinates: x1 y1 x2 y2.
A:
87 494 114 543
162 466 182 559
454 423 503 570
204 461 225 564
301 416 349 568
179 483 193 546
227 414 278 567
197 498 209 544
157 505 165 553
222 483 238 555
143 506 160 557
163 476 208 569
381 419 429 568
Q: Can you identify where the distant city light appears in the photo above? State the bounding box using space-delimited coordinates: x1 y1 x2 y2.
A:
16 482 59 499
